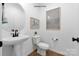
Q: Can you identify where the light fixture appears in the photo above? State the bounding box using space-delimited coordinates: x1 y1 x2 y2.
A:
2 3 8 24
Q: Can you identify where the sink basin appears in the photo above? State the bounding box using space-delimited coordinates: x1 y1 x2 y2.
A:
2 35 29 46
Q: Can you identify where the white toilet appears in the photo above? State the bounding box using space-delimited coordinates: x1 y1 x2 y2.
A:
32 35 49 56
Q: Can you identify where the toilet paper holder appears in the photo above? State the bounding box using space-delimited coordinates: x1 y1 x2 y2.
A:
52 38 58 41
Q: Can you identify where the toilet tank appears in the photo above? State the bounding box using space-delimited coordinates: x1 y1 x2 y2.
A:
32 35 40 44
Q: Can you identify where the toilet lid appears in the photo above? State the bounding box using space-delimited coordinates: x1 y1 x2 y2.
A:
37 42 49 49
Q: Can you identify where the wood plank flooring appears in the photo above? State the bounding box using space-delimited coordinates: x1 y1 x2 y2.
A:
28 49 64 56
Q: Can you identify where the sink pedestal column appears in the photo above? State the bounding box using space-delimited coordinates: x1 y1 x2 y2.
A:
14 43 23 56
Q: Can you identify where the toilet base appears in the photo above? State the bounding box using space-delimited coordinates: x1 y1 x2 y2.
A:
37 48 46 56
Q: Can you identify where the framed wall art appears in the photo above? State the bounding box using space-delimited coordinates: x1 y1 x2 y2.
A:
30 17 40 29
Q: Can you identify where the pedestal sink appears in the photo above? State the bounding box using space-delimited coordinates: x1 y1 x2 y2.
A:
2 35 29 56
2 35 29 46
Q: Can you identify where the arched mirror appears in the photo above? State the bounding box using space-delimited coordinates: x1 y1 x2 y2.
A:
1 3 26 32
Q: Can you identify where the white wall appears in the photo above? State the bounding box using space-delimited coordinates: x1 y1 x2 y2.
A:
39 3 79 55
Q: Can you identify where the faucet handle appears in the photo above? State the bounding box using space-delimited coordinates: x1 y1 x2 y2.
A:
10 33 15 37
15 29 19 37
11 29 14 32
16 29 18 32
11 29 15 37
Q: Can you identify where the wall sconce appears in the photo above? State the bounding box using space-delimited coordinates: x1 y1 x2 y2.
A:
2 3 8 24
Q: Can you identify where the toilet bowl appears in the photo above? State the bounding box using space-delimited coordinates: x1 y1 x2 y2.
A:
32 35 49 55
37 42 49 50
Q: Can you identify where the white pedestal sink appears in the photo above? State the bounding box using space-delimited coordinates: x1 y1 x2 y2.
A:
2 35 29 56
2 35 29 46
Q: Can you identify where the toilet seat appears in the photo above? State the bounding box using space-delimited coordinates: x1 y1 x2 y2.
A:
37 42 49 50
